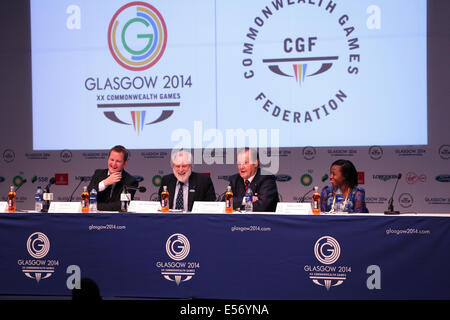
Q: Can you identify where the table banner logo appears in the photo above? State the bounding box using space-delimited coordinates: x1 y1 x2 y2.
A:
304 236 351 291
17 232 59 283
156 233 200 286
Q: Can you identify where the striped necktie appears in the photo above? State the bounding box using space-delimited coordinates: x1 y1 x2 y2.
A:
175 182 184 210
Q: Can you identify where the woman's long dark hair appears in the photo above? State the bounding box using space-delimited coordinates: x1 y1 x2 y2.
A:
331 159 358 189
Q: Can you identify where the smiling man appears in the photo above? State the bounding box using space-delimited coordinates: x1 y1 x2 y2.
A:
87 145 138 211
158 150 216 212
228 148 279 212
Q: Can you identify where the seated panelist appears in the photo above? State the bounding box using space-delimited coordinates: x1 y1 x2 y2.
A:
227 148 279 212
158 150 216 212
87 145 138 211
320 159 369 213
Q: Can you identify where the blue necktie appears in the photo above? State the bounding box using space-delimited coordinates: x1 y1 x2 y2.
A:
175 182 184 210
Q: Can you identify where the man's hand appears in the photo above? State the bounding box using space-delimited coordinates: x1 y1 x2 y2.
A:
103 172 122 187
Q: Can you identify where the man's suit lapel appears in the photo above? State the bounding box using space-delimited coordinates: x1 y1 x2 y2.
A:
168 175 177 208
187 173 196 211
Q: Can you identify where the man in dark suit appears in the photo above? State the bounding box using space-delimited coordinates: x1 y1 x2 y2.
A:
87 145 138 211
158 150 216 212
228 148 279 212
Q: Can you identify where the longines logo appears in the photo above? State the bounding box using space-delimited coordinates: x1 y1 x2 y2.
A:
242 1 360 124
17 232 59 283
304 236 351 291
156 233 200 286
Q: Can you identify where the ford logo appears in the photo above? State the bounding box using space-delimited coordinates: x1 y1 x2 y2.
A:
276 174 292 182
435 174 450 183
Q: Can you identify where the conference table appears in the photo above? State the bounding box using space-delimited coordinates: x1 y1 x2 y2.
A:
0 211 449 300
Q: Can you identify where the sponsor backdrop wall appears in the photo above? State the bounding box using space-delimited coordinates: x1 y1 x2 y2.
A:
0 0 449 213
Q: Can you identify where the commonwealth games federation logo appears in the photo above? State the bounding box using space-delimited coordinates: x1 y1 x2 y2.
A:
108 2 167 71
156 233 200 286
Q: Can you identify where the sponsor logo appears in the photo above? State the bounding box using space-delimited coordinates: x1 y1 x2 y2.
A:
304 236 351 291
55 173 69 186
300 173 313 186
395 148 426 157
82 152 108 160
368 146 383 160
399 193 413 208
244 1 361 124
0 176 4 183
3 149 15 163
60 150 72 163
365 196 388 204
134 175 144 182
357 171 365 185
406 172 426 184
275 174 292 182
435 174 450 183
156 233 199 286
12 174 26 188
373 174 398 182
152 175 162 187
328 149 357 157
18 232 59 282
141 151 168 159
425 197 450 205
439 145 450 160
25 152 51 160
303 146 316 160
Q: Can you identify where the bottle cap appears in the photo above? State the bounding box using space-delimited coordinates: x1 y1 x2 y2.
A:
227 186 231 191
163 186 168 191
10 186 14 192
83 186 87 191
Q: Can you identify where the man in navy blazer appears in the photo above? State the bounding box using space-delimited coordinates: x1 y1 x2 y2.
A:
228 148 279 212
87 145 138 211
158 150 216 212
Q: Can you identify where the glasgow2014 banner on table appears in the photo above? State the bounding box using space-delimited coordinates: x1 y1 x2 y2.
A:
0 213 449 299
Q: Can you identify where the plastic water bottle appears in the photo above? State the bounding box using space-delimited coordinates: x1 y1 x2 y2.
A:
34 186 43 212
244 187 253 212
89 188 97 213
334 186 344 213
120 188 130 212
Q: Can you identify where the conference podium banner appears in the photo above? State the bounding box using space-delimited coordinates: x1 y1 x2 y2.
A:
0 213 448 299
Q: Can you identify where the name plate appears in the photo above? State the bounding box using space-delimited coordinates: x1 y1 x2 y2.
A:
128 201 160 213
49 202 81 213
276 202 312 215
43 193 54 201
191 201 225 213
0 202 7 212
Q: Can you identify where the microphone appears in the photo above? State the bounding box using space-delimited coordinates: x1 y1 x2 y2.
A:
44 177 56 193
68 177 85 202
125 185 146 193
384 173 402 215
298 188 314 203
15 179 27 192
42 177 56 213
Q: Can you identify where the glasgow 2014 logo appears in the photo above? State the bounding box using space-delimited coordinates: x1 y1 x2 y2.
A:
17 232 59 283
304 236 351 291
108 1 167 71
156 233 200 286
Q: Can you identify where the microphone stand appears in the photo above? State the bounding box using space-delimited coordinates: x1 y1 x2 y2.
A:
298 188 314 203
384 173 402 215
68 178 84 202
